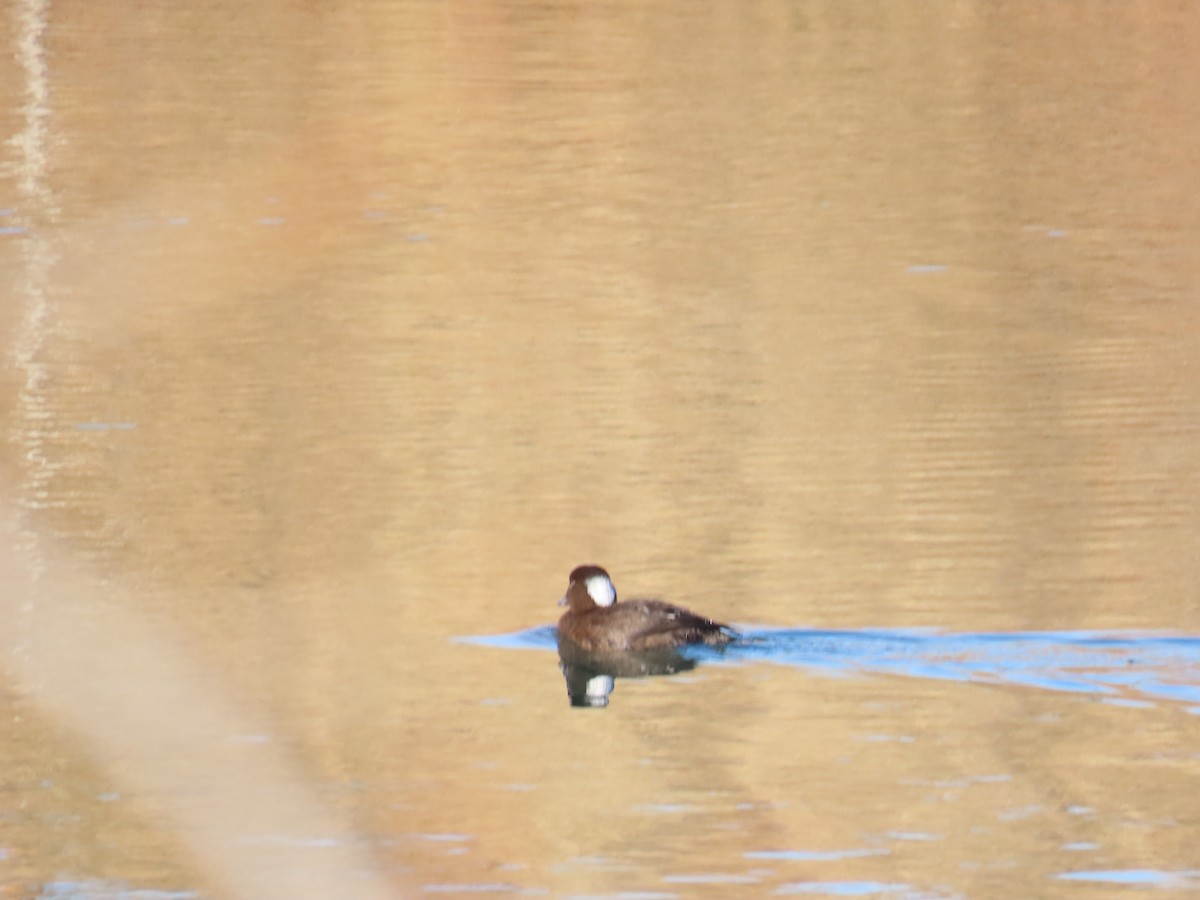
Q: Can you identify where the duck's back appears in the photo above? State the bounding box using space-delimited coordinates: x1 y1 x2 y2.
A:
558 598 734 652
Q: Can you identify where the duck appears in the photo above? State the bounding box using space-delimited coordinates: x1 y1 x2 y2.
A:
555 564 737 653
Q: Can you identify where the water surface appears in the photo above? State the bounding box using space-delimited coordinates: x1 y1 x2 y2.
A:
2 1 1199 898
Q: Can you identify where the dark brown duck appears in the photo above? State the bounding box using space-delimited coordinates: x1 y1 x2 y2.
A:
556 564 737 653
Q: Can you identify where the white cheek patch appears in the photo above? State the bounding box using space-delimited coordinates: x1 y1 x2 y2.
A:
585 574 617 607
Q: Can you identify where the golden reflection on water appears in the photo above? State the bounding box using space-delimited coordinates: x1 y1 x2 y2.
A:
2 1 1199 897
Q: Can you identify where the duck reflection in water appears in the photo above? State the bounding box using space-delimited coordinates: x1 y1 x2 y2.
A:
555 565 737 708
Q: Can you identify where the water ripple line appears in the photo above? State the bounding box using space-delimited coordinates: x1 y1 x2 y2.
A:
457 626 1200 708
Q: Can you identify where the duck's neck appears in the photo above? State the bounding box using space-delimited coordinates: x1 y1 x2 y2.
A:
565 584 603 613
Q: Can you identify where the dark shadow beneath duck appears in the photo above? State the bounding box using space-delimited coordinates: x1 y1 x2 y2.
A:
555 564 738 708
557 639 701 708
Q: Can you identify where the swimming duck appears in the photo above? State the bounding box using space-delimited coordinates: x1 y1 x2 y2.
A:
556 564 736 653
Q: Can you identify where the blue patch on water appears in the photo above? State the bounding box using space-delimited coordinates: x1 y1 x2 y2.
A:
1057 869 1200 887
458 626 1200 708
882 832 938 842
35 882 196 899
661 873 760 884
776 882 913 896
455 625 558 651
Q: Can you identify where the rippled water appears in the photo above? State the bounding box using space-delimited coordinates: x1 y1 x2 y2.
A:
3 1 1200 898
465 627 1200 711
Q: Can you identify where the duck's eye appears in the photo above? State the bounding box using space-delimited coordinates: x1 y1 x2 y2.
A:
585 575 616 607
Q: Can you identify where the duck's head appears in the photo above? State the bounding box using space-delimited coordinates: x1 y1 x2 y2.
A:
558 564 617 611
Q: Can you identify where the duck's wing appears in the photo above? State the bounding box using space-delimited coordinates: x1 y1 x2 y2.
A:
626 599 737 646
